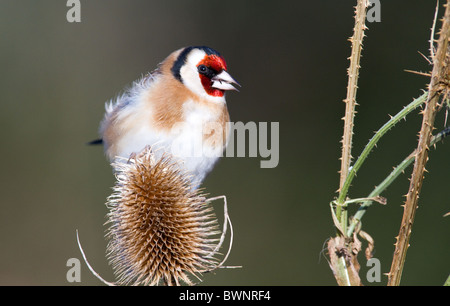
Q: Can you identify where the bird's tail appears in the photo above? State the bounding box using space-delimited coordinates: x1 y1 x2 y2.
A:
87 138 103 145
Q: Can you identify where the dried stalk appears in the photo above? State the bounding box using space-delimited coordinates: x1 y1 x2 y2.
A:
337 0 369 232
329 0 369 286
387 0 450 286
339 0 369 193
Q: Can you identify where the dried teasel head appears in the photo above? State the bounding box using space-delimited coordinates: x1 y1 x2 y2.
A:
102 146 232 286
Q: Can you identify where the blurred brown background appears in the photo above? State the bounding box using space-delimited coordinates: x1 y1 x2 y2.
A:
0 1 448 285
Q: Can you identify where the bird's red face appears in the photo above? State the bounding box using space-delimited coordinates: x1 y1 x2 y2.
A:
197 55 228 97
196 54 239 98
172 46 239 99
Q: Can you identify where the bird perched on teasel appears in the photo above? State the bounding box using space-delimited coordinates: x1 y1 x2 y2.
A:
91 46 240 187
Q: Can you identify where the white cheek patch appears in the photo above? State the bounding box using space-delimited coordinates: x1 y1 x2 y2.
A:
179 49 206 98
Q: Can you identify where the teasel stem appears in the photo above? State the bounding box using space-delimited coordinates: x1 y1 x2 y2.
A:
346 126 450 237
388 0 450 286
337 91 428 209
329 0 369 286
338 0 369 206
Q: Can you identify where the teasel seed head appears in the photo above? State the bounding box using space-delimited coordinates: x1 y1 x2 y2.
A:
105 146 224 286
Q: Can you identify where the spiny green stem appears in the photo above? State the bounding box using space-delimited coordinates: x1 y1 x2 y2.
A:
346 126 450 237
335 92 428 225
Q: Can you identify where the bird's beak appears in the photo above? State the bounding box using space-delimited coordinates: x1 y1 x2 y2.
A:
211 71 241 91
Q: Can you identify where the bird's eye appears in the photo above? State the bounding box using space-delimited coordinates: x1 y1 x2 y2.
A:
198 65 208 74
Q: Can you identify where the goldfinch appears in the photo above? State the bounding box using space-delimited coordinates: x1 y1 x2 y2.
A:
91 46 239 188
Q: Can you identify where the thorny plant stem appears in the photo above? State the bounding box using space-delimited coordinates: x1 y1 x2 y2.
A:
330 0 369 287
388 0 450 286
337 92 427 231
337 0 369 235
346 126 450 237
